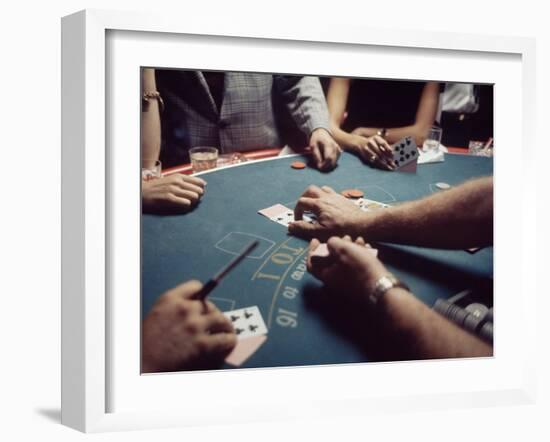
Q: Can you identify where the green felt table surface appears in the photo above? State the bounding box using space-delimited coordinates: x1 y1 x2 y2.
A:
142 152 493 368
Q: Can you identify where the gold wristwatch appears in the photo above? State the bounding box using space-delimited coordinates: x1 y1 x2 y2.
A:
369 274 409 305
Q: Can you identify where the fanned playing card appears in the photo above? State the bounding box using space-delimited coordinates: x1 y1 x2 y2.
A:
258 203 315 227
223 305 268 339
391 136 418 172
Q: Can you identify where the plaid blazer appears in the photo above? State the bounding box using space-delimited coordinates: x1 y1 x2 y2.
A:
156 70 330 167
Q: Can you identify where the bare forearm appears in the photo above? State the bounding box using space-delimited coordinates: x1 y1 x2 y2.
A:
379 288 492 360
141 68 161 168
355 177 493 248
355 125 429 146
384 125 430 146
330 123 361 152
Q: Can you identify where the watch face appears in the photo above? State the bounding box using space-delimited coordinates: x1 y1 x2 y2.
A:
370 275 395 305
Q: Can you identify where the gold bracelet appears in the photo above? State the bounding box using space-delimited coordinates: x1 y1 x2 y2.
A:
142 91 164 112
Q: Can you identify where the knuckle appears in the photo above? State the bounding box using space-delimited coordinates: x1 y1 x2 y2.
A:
176 301 190 316
185 318 201 334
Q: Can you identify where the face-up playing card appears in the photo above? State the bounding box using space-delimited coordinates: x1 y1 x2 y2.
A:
391 136 418 171
258 204 315 227
353 198 390 212
310 242 378 260
223 305 268 339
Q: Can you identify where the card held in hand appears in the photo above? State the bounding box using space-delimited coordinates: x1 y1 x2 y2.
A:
391 136 418 172
310 242 378 260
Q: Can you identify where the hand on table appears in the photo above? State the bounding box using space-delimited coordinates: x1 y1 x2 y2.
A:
309 128 341 172
142 174 206 214
307 236 389 308
348 134 395 170
142 280 237 372
289 185 365 240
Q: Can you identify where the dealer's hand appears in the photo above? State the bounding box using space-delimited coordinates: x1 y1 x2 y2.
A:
142 174 206 214
289 185 365 240
309 128 341 172
348 134 395 170
142 280 237 372
307 236 388 307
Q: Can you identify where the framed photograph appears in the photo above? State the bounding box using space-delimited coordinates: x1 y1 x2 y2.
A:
62 9 537 433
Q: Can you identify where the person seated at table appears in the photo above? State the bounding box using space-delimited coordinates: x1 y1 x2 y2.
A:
141 68 341 213
141 68 208 214
289 176 493 249
326 77 442 170
142 280 237 373
307 236 492 360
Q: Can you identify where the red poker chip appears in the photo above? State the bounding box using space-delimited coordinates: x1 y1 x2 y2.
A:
291 161 306 169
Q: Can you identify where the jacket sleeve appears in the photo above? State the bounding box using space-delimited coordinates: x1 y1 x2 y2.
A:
273 75 331 138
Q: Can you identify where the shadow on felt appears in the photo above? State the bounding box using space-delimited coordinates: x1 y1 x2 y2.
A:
301 283 408 362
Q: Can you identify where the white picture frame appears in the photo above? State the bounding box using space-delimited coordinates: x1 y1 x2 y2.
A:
61 9 537 433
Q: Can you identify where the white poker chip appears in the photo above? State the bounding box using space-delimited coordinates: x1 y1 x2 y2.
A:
435 182 451 190
465 303 489 319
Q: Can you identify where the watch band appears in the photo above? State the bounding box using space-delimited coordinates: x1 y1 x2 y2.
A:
369 274 409 305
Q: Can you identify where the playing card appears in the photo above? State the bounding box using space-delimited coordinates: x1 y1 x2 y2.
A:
310 243 330 258
223 305 268 339
225 335 268 367
353 198 390 212
391 136 418 171
310 242 378 259
258 204 315 227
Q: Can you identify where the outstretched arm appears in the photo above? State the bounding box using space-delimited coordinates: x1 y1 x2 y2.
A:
356 176 493 248
308 237 492 360
290 177 493 249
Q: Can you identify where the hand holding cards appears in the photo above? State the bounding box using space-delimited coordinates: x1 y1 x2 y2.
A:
258 203 316 227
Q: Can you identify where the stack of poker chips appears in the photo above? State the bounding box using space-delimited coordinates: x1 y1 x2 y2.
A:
433 290 493 344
